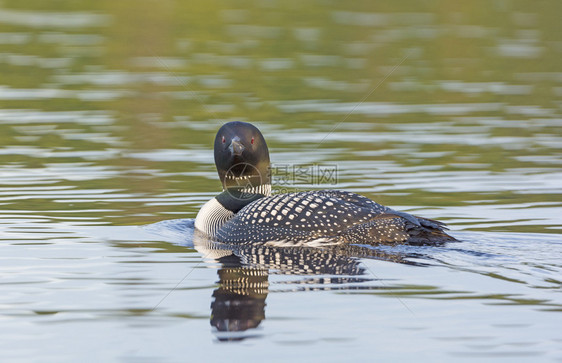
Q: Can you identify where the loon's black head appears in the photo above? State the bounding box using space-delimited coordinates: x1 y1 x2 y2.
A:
214 121 270 193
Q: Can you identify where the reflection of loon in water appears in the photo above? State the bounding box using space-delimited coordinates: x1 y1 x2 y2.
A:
210 266 268 340
195 231 425 341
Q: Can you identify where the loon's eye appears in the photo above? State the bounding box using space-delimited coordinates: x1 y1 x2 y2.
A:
251 137 255 145
222 136 226 144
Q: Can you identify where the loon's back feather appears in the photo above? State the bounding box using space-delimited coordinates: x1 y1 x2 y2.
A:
215 190 454 246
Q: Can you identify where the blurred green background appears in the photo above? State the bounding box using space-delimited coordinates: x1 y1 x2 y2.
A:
0 0 560 231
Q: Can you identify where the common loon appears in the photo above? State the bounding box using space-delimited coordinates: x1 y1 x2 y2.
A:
194 121 456 246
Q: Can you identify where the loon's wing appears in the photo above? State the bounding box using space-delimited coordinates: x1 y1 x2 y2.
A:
318 190 454 243
215 190 454 246
216 191 390 245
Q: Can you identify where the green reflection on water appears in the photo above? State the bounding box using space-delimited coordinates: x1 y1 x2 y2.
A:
0 0 560 232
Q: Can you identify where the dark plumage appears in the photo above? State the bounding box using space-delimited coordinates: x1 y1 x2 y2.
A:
195 121 456 246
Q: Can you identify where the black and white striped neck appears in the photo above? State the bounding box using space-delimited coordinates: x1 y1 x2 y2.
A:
216 184 272 213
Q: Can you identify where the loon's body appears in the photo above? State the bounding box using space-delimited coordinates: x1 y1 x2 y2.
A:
195 121 456 246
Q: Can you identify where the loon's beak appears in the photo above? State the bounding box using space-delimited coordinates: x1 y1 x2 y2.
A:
229 139 245 156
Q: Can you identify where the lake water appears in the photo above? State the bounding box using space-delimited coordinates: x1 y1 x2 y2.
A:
0 1 561 361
